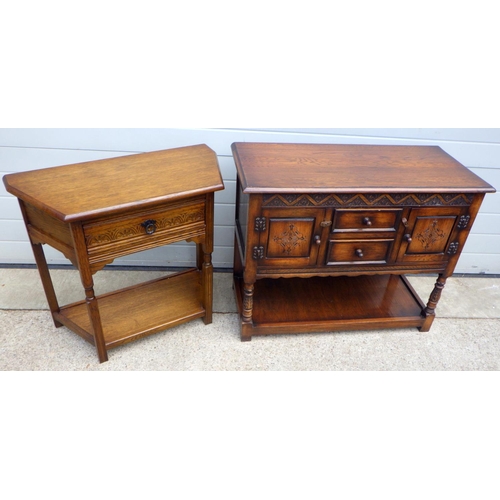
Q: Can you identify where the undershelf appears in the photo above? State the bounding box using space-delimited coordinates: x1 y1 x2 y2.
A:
55 269 205 348
234 274 427 336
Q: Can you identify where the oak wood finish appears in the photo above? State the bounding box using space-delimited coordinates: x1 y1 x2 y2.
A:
56 270 204 348
234 275 426 334
3 145 224 362
232 143 495 341
232 143 493 194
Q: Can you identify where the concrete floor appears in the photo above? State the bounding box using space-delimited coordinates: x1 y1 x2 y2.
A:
1 267 499 370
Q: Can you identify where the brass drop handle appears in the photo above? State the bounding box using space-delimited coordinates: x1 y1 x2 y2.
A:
314 235 321 245
363 217 372 226
404 233 412 243
141 219 157 235
355 248 364 258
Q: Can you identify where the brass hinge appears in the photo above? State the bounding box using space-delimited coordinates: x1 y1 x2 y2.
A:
252 246 264 260
320 220 333 228
254 217 266 232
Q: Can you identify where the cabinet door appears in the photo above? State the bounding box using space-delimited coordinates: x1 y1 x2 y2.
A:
397 207 465 263
257 208 325 267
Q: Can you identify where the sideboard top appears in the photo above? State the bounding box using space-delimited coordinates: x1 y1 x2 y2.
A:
3 144 224 222
231 143 495 194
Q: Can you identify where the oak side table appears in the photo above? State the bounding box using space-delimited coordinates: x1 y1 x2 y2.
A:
3 145 224 362
231 142 495 341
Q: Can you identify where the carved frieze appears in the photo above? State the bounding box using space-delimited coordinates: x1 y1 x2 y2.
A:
262 193 474 208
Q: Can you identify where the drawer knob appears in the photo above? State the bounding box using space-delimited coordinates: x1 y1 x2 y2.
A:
314 235 321 245
404 233 412 243
363 217 372 226
141 219 157 235
355 248 364 258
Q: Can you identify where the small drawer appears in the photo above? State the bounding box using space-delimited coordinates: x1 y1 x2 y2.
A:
333 209 401 231
84 198 206 261
326 239 393 265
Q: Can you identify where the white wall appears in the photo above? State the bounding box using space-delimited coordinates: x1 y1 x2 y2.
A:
1 128 499 273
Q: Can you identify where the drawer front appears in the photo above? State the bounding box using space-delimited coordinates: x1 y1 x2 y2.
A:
326 239 393 265
333 209 402 231
84 199 206 262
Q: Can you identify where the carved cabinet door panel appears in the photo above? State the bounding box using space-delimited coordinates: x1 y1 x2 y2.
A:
397 207 467 263
256 208 326 267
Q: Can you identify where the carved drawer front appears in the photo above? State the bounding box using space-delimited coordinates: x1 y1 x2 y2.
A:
326 239 394 265
84 198 206 262
333 209 402 232
397 207 465 263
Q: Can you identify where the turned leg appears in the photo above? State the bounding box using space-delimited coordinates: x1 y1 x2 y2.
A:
420 274 447 332
70 223 108 363
82 280 108 363
241 282 254 341
200 243 213 325
31 242 62 328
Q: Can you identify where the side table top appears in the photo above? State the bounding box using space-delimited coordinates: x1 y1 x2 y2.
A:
232 142 495 194
3 144 224 222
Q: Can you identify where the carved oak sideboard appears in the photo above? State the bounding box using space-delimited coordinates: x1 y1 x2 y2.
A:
3 145 224 362
231 142 495 341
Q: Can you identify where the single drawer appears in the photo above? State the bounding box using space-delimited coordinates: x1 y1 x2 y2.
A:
84 198 206 262
326 239 393 265
333 209 401 231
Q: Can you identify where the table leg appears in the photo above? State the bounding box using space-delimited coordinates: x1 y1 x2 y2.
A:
31 242 62 328
70 223 108 363
420 274 447 332
241 281 254 341
82 278 108 363
199 243 213 325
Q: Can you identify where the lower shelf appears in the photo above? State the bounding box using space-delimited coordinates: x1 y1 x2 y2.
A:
234 274 427 337
55 269 205 348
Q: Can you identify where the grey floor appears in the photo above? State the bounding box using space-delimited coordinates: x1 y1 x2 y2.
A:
1 267 499 370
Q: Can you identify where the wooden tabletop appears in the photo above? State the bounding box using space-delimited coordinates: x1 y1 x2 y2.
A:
3 144 224 222
232 143 495 194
